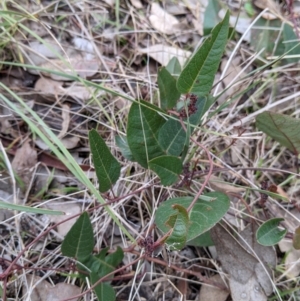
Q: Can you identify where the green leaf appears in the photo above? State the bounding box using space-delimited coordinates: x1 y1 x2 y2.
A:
149 155 182 186
61 212 94 260
283 23 300 64
256 111 300 155
164 204 189 251
244 1 255 17
158 118 186 156
158 96 207 157
155 192 230 242
256 218 287 246
115 135 134 161
93 247 123 278
127 101 166 168
203 0 221 35
293 226 300 250
91 273 116 301
158 67 181 110
165 56 181 77
89 129 121 193
177 11 229 95
187 230 214 247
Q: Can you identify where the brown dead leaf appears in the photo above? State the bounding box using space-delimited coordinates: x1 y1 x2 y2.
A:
197 274 229 301
149 3 179 35
208 175 245 194
253 0 280 19
139 44 191 67
278 239 300 277
44 201 81 237
275 185 289 201
58 104 70 139
26 39 64 67
60 135 81 149
211 224 274 301
130 0 143 9
23 274 81 301
35 77 93 101
11 140 37 187
39 56 100 80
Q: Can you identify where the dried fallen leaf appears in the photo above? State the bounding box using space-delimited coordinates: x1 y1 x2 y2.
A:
39 56 100 80
208 175 245 194
139 44 191 67
278 239 300 277
149 3 179 35
60 135 81 149
35 77 93 101
44 201 81 237
130 0 143 8
26 39 63 66
211 224 274 301
197 274 229 301
23 274 81 301
11 140 37 188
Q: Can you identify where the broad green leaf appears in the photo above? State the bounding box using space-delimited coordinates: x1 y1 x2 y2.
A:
89 129 121 192
158 96 207 157
155 192 230 242
94 246 124 278
177 11 229 95
203 0 221 35
158 67 181 110
158 118 186 156
166 56 181 77
149 155 182 186
104 246 124 267
283 23 300 64
256 111 300 155
256 218 287 246
186 230 214 247
127 101 166 168
91 273 116 301
164 204 189 251
293 226 300 250
61 212 94 260
115 135 134 161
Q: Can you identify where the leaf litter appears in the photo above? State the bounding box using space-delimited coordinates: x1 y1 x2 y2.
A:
0 0 300 300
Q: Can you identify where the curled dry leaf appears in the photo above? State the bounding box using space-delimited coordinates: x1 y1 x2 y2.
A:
72 37 95 60
211 224 275 301
253 0 280 19
44 201 81 237
39 56 100 80
23 274 81 301
278 238 300 277
197 274 229 301
60 136 81 149
11 140 37 189
149 3 179 35
25 39 63 66
208 175 245 194
139 44 191 67
58 104 71 139
35 77 93 101
130 0 143 9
